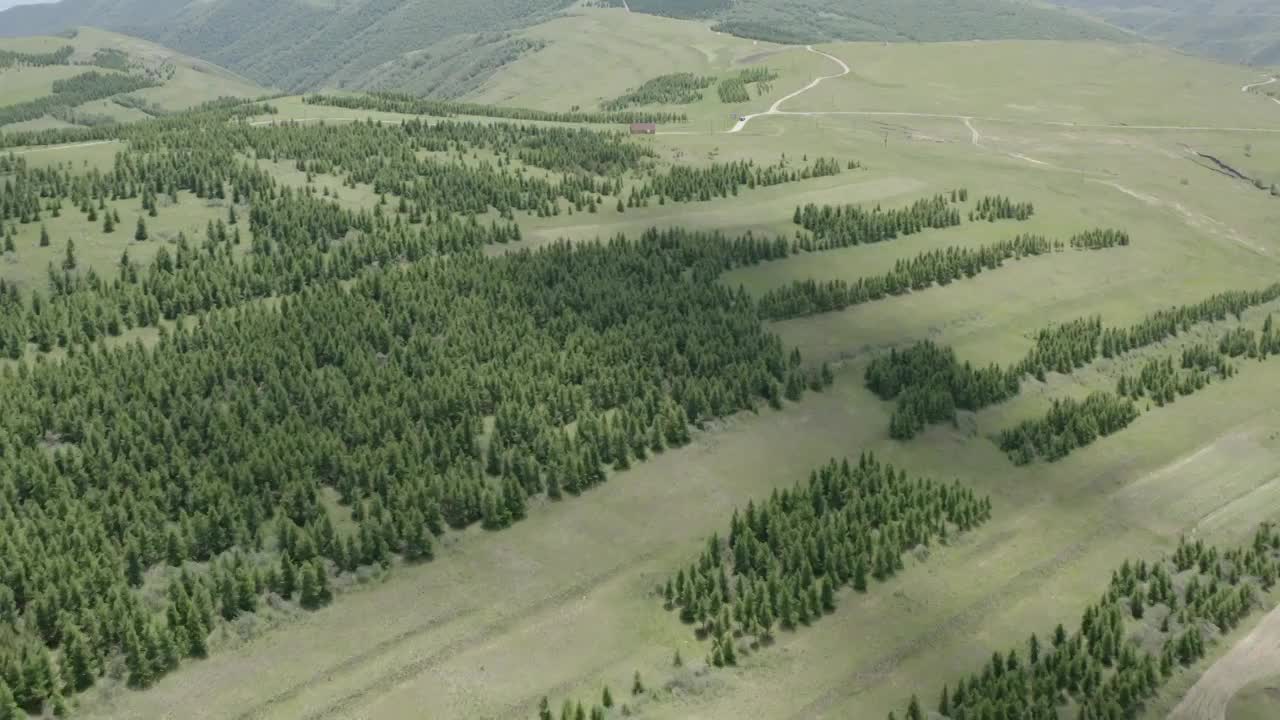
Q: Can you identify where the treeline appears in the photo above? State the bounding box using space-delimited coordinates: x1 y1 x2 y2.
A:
716 67 777 103
996 392 1139 465
0 97 275 151
663 454 990 659
1070 228 1129 250
0 225 818 711
866 282 1279 443
630 156 841 204
865 342 1021 440
792 194 962 252
1013 284 1280 381
0 45 73 69
757 234 1092 321
1113 318 1277 414
888 525 1280 720
970 195 1033 222
303 93 688 125
0 70 159 127
1100 284 1280 360
601 73 715 110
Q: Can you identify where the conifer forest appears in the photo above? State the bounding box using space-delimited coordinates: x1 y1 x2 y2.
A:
1 4 1278 718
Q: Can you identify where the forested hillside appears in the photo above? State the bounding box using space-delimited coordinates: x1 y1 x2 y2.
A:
1051 0 1280 65
606 0 1128 44
0 0 576 94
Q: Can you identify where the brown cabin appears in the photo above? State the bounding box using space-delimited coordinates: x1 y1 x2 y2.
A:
629 122 657 135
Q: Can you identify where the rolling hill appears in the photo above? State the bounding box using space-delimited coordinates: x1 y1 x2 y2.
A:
617 0 1131 44
0 0 577 95
1051 0 1280 66
0 26 267 131
0 0 1136 101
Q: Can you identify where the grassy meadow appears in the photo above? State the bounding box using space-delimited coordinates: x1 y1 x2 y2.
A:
5 7 1280 719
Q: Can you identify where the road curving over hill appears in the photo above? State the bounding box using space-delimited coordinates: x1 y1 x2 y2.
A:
727 45 850 134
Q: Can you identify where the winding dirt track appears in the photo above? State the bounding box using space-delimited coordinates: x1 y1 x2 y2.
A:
726 49 1280 135
1168 603 1280 720
727 45 850 133
1242 77 1277 93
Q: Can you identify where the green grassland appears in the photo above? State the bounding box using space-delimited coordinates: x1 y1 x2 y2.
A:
465 7 833 122
16 13 1271 719
0 192 239 293
0 64 103 106
791 40 1278 128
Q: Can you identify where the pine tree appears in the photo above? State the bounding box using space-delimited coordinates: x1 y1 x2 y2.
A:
103 213 114 233
538 697 553 720
63 626 96 692
135 217 148 241
906 694 923 720
632 671 644 695
0 679 20 720
39 224 50 247
62 239 77 271
300 560 331 609
602 686 613 708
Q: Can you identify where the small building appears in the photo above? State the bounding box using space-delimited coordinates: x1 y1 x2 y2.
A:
629 122 657 135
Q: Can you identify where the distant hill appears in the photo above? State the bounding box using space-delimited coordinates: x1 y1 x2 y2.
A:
1050 0 1280 66
0 25 267 131
0 0 58 11
617 0 1131 44
0 0 577 94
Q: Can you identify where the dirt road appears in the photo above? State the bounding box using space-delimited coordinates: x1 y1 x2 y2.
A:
728 46 850 133
1168 602 1280 720
1242 77 1277 93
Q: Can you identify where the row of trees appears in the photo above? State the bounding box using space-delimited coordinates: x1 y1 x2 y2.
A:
632 156 841 203
716 67 779 103
996 392 1139 465
970 195 1034 222
791 194 963 251
0 70 159 128
1016 285 1280 381
863 283 1279 443
601 72 715 110
0 45 73 69
888 526 1280 720
303 92 688 125
663 454 991 658
1111 316 1278 415
757 233 1117 321
1117 352 1231 405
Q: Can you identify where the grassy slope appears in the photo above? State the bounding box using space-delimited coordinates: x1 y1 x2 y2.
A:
0 64 100 106
0 26 267 130
0 0 576 95
50 10 1280 720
